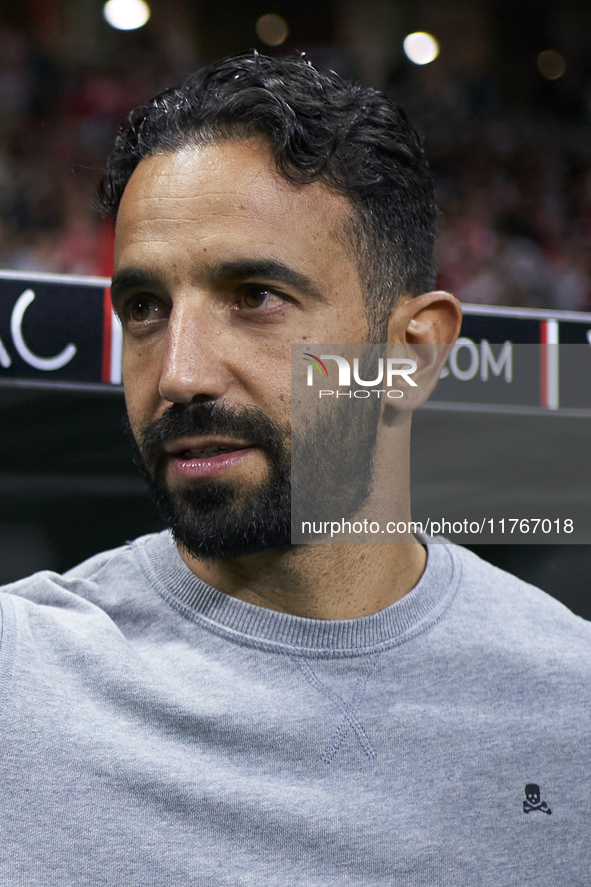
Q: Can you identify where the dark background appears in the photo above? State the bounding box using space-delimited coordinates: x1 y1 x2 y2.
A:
0 0 590 618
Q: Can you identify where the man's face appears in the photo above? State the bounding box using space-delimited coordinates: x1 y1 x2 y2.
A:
113 139 369 559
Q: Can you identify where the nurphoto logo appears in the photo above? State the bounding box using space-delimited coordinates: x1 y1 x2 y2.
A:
302 352 418 399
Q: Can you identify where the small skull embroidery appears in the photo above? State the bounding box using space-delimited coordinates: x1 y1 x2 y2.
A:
523 783 551 815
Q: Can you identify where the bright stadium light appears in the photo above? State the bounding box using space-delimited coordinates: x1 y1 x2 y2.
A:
256 14 289 46
103 0 151 31
403 32 440 66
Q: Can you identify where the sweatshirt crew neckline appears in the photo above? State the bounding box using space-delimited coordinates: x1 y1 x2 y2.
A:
133 531 460 656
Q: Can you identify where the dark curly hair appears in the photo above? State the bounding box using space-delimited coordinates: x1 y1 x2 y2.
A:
98 52 437 339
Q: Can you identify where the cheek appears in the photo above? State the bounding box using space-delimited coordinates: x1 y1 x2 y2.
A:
249 366 291 438
255 375 290 423
122 346 162 426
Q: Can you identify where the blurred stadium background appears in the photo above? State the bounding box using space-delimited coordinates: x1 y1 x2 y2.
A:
1 0 591 616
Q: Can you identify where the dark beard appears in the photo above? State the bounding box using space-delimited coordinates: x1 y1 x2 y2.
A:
126 345 383 558
290 344 384 537
125 402 291 560
290 389 381 532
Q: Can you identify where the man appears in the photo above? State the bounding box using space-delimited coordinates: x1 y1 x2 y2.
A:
0 53 589 884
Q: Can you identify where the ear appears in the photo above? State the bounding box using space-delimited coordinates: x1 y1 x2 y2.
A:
382 291 462 414
387 291 463 345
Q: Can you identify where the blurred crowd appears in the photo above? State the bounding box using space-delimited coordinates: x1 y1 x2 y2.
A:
0 27 185 280
1 25 590 311
427 108 591 311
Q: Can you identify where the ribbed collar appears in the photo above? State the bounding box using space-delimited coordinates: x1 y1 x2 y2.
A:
133 531 460 657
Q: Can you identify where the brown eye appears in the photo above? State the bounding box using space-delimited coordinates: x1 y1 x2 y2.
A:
129 298 157 322
242 288 269 309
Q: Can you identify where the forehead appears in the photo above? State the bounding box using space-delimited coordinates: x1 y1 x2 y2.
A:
114 140 354 275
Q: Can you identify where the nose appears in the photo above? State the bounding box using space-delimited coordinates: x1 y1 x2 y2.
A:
158 301 230 405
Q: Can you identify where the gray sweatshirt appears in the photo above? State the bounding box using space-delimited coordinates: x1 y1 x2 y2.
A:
0 532 589 885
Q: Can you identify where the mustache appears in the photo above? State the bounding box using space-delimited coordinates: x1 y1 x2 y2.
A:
131 401 289 475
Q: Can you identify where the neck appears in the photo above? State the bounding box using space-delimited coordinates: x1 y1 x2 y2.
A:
178 539 426 621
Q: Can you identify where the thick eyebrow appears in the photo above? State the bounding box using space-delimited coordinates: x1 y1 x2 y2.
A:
206 259 325 302
110 269 165 303
110 259 326 303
